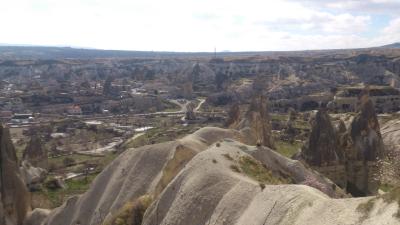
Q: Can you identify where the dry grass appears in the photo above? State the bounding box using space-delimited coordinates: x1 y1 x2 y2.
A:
103 195 153 225
154 146 197 197
238 156 289 185
274 140 302 158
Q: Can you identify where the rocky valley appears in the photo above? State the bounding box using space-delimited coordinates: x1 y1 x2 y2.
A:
1 46 400 225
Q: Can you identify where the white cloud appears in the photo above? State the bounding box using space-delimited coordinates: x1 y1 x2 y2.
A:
291 0 400 14
0 0 393 51
261 12 370 34
383 17 400 33
374 17 400 44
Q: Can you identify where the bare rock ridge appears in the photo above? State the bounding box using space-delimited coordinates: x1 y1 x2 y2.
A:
38 127 354 225
33 126 400 225
0 125 30 225
142 141 397 225
301 92 385 196
41 127 239 225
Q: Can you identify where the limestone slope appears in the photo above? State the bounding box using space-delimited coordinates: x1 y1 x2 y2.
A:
143 140 399 225
39 127 399 225
42 127 239 225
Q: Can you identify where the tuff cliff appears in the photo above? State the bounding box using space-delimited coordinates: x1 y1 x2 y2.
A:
0 125 31 225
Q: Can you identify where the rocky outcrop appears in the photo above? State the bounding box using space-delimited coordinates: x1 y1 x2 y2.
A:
23 209 50 225
282 108 297 143
337 119 347 134
301 93 385 196
184 102 196 120
181 81 193 99
143 142 396 225
301 109 344 166
233 95 274 148
0 125 31 225
380 118 400 187
348 98 384 161
345 96 385 196
41 127 346 225
23 135 48 170
20 161 47 191
300 109 347 189
176 63 216 99
42 127 240 225
35 131 396 225
225 103 240 127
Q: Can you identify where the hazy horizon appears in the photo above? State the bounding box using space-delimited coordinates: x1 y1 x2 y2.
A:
1 0 400 52
0 41 398 53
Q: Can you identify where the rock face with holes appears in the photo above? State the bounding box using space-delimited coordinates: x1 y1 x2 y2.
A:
23 135 48 170
0 125 31 225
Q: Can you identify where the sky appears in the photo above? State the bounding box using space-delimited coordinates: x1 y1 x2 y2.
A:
0 0 400 52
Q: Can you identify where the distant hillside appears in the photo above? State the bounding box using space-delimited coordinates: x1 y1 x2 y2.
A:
0 46 204 60
1 44 400 60
380 42 400 49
